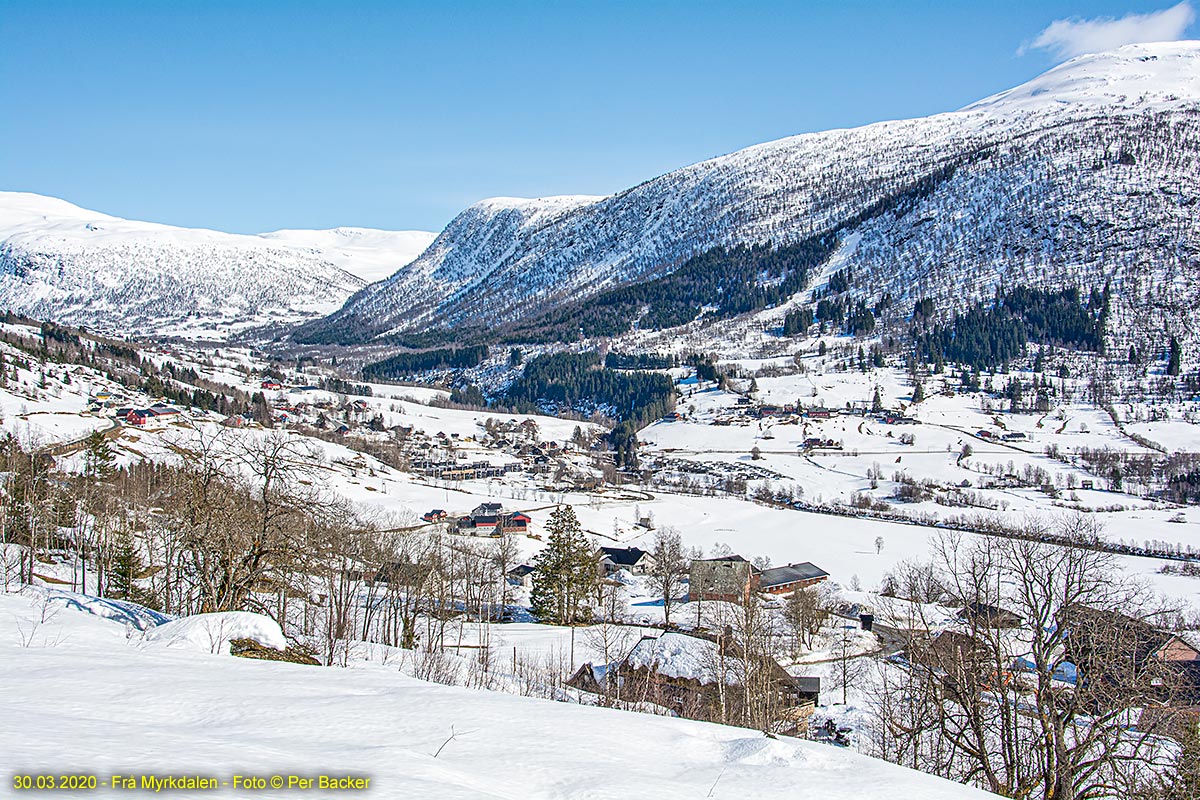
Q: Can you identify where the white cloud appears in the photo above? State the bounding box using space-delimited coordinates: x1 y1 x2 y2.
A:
1021 2 1195 60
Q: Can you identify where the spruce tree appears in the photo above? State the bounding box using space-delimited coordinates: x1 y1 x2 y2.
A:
530 506 597 625
1168 337 1182 377
83 430 116 482
107 533 147 605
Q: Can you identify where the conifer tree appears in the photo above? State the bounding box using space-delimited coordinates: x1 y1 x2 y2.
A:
82 430 116 482
530 505 597 625
1168 337 1182 377
106 532 148 606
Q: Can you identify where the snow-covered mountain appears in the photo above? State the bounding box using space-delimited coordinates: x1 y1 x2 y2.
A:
303 42 1200 354
257 227 437 283
0 193 434 340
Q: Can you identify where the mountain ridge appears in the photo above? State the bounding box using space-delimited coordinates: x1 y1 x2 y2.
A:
299 42 1200 355
0 192 434 339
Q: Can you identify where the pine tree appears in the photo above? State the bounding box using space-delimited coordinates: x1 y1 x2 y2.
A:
1168 337 1182 377
106 533 148 605
82 430 116 482
530 506 597 625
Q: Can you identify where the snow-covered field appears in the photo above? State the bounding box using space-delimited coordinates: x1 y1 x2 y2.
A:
0 589 990 799
5 328 1198 614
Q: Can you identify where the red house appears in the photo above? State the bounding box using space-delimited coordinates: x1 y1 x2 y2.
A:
261 381 282 390
504 512 532 534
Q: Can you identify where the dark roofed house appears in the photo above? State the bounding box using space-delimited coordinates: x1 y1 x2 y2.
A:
422 509 448 523
473 502 503 520
957 601 1023 629
502 512 531 534
458 504 530 535
759 562 829 595
616 632 819 732
689 555 761 603
507 564 536 588
599 546 656 576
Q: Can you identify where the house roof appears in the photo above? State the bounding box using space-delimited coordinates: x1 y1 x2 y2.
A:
1175 631 1200 652
957 601 1023 627
760 562 829 588
624 633 738 685
507 565 535 578
792 676 821 694
696 554 750 564
599 546 650 567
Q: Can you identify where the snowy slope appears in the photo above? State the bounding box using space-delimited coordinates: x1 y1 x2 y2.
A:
258 226 436 283
0 193 431 339
0 590 993 800
305 42 1200 351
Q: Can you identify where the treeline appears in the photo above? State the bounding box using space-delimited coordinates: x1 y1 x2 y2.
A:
0 428 522 666
782 307 814 335
502 352 675 467
320 376 374 396
505 236 838 342
362 345 489 380
812 292 880 336
916 286 1107 370
0 316 254 418
503 352 674 423
604 351 676 370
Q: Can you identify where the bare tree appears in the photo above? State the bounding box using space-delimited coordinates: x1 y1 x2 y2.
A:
585 579 635 703
782 586 827 655
828 619 866 706
649 526 688 626
868 516 1188 800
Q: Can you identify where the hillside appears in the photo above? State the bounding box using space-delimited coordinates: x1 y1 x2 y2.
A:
0 193 433 340
0 589 995 800
300 42 1200 358
3 315 1200 798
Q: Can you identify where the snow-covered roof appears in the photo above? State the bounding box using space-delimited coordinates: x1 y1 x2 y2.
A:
624 633 740 685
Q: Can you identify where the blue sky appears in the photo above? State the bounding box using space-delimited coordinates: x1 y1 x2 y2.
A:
0 1 1195 233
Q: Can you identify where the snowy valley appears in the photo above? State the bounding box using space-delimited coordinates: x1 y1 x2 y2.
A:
4 34 1200 800
3 309 1200 797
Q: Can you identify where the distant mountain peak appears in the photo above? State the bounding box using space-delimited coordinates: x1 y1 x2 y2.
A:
0 192 433 340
